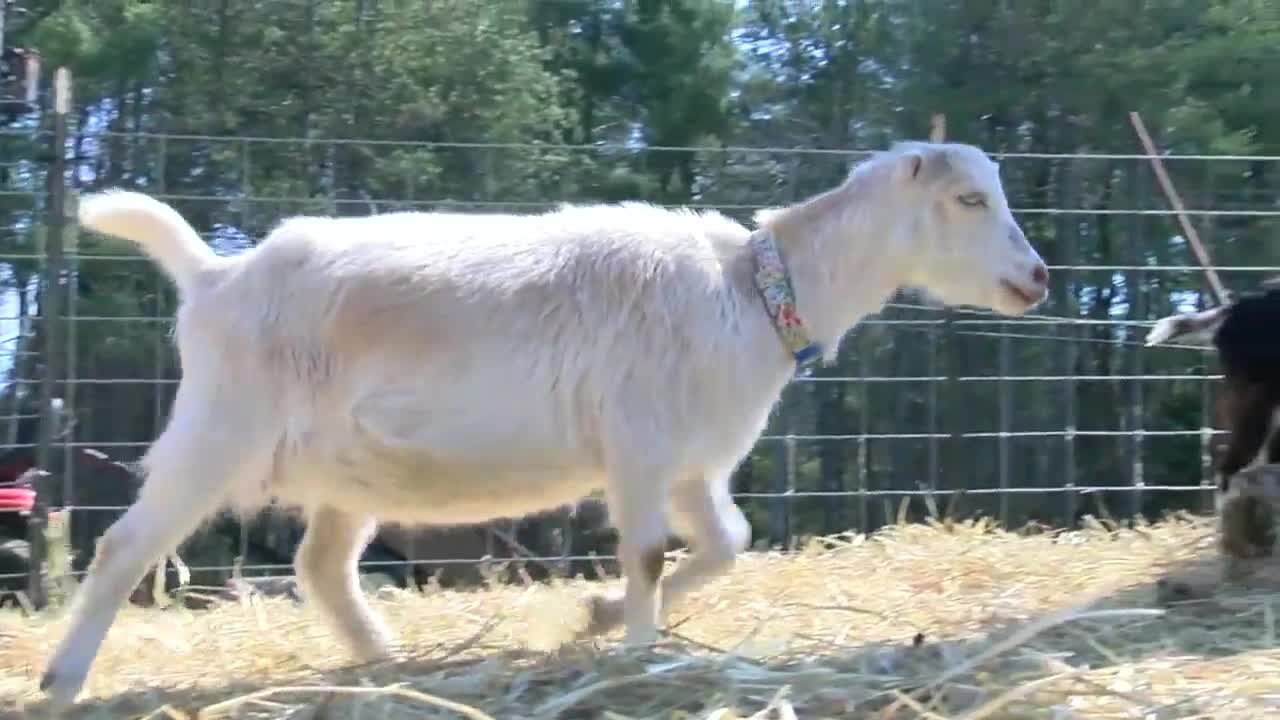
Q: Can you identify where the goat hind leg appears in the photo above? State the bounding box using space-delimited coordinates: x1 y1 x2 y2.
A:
294 506 393 662
40 428 252 709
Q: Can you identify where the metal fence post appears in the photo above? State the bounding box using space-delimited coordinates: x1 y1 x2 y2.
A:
1196 164 1218 514
1128 162 1147 521
152 134 168 435
28 66 70 608
856 334 870 532
997 330 1012 526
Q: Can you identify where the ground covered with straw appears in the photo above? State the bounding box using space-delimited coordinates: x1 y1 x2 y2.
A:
3 515 1279 718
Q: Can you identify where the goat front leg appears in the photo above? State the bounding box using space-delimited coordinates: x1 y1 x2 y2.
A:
1216 379 1276 491
658 472 751 606
583 459 672 646
294 506 393 662
585 469 749 637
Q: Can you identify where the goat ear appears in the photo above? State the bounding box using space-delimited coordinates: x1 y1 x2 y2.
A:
1144 306 1227 346
896 150 926 182
895 147 949 184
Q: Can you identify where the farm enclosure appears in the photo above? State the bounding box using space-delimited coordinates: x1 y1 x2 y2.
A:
0 129 1272 597
6 0 1280 597
4 0 1280 714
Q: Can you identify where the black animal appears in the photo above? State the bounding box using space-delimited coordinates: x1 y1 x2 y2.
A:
1147 285 1280 491
1210 287 1280 490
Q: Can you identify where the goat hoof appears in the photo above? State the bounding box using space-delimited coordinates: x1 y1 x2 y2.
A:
581 593 624 637
354 641 395 664
622 625 659 647
1154 578 1193 604
39 667 82 711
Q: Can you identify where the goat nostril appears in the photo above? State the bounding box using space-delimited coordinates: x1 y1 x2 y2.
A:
1031 264 1049 286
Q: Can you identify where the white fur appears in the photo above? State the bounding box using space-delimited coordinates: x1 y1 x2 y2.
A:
41 141 1047 708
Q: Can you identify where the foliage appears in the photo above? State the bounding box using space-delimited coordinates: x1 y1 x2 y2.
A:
3 0 1279 558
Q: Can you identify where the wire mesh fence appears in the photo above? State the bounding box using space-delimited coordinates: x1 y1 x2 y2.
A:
0 101 1275 603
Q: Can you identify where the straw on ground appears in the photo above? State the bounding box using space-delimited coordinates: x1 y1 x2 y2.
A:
3 515 1278 719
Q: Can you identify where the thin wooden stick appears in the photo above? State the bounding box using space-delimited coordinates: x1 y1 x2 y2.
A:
1129 111 1229 305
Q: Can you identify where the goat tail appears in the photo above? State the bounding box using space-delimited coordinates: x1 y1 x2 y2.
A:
78 190 217 293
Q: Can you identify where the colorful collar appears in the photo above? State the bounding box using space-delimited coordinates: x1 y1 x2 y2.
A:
748 228 823 373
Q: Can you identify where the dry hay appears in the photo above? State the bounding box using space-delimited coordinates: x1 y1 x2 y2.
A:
3 515 1279 719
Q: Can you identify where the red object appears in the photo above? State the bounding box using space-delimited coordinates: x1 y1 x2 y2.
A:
0 487 35 513
0 459 33 485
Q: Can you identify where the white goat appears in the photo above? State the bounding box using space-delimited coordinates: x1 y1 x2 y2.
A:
40 141 1048 708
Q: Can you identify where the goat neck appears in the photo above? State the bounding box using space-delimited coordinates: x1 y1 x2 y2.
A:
755 168 912 363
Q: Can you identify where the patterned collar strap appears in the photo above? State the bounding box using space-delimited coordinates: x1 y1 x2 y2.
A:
748 228 823 373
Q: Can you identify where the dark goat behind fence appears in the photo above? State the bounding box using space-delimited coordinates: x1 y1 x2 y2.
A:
1147 284 1280 492
1211 286 1280 490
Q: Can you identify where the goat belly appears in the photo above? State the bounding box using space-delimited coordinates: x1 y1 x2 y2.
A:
275 428 605 527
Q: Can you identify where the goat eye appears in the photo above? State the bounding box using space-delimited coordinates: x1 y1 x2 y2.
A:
957 192 987 208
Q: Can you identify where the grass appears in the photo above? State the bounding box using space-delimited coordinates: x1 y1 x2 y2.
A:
2 514 1279 718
